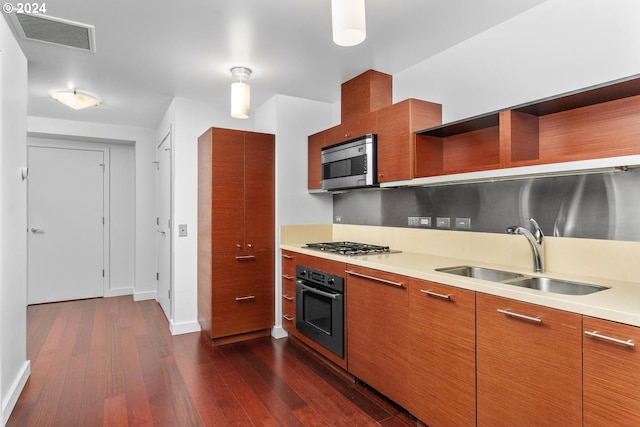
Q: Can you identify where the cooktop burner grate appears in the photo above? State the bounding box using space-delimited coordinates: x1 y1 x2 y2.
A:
304 241 398 256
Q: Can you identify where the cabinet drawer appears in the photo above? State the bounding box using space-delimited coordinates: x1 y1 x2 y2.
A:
211 250 273 292
281 280 296 333
281 250 296 279
584 317 640 427
211 287 274 338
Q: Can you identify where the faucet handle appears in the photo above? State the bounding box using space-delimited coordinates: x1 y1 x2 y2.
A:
527 217 544 242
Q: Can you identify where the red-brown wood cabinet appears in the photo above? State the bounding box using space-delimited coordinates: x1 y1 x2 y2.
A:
197 127 275 344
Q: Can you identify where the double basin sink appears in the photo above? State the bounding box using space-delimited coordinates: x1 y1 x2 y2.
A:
436 265 609 296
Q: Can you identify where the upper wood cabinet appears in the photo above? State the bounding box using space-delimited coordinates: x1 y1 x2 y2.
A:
324 112 376 147
307 131 325 190
377 98 441 182
341 69 392 123
583 317 640 427
476 293 582 427
415 75 640 178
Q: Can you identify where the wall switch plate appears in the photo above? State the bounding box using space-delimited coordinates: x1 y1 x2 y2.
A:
419 217 432 227
436 217 451 228
455 217 471 230
178 224 188 237
408 216 420 226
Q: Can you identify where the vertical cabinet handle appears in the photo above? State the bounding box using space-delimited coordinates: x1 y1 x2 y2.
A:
235 295 256 302
584 330 635 347
497 308 542 324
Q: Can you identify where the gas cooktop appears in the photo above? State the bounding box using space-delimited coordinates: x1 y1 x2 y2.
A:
304 241 400 256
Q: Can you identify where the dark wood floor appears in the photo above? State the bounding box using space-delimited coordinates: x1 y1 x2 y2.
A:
7 296 418 427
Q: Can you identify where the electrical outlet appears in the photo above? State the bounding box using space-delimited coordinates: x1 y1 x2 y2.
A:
408 216 420 226
436 217 451 228
419 217 432 227
335 215 342 223
455 217 471 230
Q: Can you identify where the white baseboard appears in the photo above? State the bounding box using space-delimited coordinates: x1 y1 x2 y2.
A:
2 360 30 426
133 290 157 302
104 287 133 298
169 320 201 336
271 326 289 339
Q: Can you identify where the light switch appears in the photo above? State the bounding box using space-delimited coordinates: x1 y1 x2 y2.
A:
178 224 188 237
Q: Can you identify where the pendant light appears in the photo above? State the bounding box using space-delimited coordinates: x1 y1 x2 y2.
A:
230 66 252 119
331 0 366 47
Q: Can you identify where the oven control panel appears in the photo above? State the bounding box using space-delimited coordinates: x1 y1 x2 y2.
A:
296 265 344 292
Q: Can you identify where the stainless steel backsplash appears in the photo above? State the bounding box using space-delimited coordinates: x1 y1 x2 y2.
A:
333 169 640 241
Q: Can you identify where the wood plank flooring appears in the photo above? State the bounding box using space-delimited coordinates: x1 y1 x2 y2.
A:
7 296 418 427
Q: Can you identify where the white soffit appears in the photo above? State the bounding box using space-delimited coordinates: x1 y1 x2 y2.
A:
8 13 95 52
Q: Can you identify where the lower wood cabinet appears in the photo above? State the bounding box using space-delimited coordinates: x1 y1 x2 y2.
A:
346 266 409 406
583 316 640 427
281 250 296 334
407 279 476 427
476 293 582 427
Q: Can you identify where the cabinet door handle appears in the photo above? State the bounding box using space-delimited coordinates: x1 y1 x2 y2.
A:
584 330 635 347
282 274 294 281
282 314 294 322
420 289 452 300
282 294 294 301
282 254 294 259
345 270 404 288
235 255 256 261
497 309 542 324
235 295 256 302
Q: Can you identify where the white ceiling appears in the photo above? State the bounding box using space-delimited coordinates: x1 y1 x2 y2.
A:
6 0 546 129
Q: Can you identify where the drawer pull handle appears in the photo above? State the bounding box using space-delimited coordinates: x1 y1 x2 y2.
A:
345 270 403 288
420 289 452 300
282 254 294 259
235 255 256 261
585 330 635 347
282 294 294 301
497 309 542 324
282 314 294 322
235 295 256 302
282 274 294 281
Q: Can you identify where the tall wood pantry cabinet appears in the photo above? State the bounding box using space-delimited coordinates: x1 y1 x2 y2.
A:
197 127 275 345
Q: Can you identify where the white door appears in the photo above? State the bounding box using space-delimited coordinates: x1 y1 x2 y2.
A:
156 133 172 319
27 146 105 304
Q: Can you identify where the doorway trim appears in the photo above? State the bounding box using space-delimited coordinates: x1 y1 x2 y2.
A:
156 126 173 322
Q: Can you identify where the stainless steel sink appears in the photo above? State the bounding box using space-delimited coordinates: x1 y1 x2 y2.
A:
437 265 609 296
503 276 609 295
436 266 525 282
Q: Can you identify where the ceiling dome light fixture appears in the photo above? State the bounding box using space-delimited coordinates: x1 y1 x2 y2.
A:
331 0 366 47
230 66 252 119
51 88 101 110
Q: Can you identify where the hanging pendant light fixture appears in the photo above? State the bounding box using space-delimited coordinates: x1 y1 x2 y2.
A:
230 66 252 119
331 0 366 47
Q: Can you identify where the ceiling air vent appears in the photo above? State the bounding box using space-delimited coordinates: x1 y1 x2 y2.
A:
8 13 96 52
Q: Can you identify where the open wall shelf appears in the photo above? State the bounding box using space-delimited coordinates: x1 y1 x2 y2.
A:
414 74 640 179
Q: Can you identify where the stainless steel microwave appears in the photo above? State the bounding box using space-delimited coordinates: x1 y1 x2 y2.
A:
321 134 377 191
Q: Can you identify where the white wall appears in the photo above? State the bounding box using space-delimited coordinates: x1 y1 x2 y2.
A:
25 136 136 296
26 117 157 301
155 97 254 334
0 15 29 426
394 0 640 123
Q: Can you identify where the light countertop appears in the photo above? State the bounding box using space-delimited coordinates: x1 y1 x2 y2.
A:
280 225 640 328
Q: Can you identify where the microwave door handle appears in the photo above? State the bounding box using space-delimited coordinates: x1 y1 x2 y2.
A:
298 282 341 300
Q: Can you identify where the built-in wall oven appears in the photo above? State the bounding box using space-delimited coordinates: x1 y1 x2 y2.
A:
295 264 345 358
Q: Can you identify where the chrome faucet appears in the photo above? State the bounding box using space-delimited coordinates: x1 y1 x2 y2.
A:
506 217 545 273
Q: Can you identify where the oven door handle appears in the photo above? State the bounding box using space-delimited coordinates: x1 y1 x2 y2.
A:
297 281 341 300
